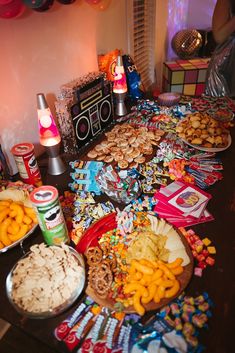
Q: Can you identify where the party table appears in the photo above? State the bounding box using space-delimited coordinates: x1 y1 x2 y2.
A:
0 115 234 353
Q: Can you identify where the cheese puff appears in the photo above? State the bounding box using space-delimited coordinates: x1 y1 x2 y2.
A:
22 215 33 225
7 220 20 235
10 203 24 224
165 280 180 298
0 208 10 223
0 241 4 249
0 218 12 246
171 266 184 275
9 224 28 242
9 210 17 218
151 269 163 281
153 277 164 286
142 283 157 304
139 274 152 286
160 279 175 288
24 206 36 217
157 261 175 280
153 289 160 303
167 258 183 269
133 291 145 316
124 283 148 298
139 259 155 268
131 259 154 275
0 200 12 207
157 285 165 299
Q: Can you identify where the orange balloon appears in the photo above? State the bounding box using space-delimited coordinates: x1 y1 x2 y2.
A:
90 0 111 11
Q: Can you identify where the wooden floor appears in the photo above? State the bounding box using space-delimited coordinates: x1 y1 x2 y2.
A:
0 321 56 353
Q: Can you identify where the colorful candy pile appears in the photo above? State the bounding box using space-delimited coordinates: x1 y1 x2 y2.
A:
179 228 216 277
159 292 213 352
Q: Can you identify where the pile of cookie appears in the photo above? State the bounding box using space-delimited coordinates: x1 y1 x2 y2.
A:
87 123 164 169
85 246 117 298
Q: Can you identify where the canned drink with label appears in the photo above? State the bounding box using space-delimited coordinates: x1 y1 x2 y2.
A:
30 185 69 246
11 142 42 187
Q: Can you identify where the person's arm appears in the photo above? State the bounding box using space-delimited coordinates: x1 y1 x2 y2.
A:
212 0 235 44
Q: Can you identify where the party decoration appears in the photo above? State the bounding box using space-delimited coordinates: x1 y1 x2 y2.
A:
172 29 203 59
90 0 110 11
0 0 26 19
113 54 128 116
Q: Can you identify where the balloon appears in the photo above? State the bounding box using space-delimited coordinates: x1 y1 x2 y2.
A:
85 0 101 4
23 0 53 10
0 0 26 18
90 0 111 11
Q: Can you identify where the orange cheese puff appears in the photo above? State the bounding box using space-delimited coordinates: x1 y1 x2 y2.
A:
0 218 12 246
139 274 152 286
22 215 33 225
153 277 164 286
24 206 36 216
171 266 184 275
124 283 148 297
142 283 157 304
165 280 180 298
9 210 17 218
7 220 20 235
167 258 183 269
157 285 165 299
131 259 154 275
133 291 145 316
0 208 10 223
160 279 175 288
158 261 175 280
9 224 28 242
10 203 24 224
153 289 161 303
151 269 163 281
0 200 12 207
139 259 155 268
0 241 4 249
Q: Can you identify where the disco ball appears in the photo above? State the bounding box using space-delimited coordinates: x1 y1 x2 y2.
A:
172 29 203 59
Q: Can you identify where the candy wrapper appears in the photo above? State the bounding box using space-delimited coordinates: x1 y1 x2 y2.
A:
122 54 144 100
95 165 141 204
98 49 119 81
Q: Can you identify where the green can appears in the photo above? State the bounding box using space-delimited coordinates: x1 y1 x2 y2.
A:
30 185 69 246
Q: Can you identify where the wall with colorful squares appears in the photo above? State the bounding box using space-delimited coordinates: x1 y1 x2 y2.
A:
162 58 210 96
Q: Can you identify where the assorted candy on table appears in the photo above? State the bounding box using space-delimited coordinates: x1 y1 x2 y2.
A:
179 228 216 277
95 165 141 204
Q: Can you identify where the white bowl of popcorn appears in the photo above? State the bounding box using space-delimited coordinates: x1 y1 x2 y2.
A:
6 243 85 318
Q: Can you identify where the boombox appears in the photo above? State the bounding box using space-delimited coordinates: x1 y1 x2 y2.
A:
55 72 114 154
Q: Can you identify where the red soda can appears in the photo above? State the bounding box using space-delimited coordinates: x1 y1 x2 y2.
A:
11 142 42 187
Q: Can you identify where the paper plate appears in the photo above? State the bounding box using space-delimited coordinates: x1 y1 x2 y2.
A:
181 134 232 152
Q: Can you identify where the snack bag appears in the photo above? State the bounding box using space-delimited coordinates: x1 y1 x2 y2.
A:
122 54 144 100
98 49 119 81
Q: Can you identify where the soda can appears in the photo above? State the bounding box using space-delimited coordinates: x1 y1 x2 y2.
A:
30 185 69 246
11 142 42 187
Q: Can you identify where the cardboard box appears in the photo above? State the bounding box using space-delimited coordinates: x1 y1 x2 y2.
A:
162 58 210 96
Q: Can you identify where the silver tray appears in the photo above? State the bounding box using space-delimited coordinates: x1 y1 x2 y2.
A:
6 246 85 319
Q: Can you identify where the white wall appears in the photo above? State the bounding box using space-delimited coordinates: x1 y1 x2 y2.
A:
0 0 127 174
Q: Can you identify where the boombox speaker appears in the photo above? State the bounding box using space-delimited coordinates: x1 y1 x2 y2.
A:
55 72 114 154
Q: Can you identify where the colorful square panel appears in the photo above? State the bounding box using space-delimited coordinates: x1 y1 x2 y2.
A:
183 84 196 95
198 69 207 83
172 71 185 84
171 84 183 93
185 70 198 84
195 83 205 96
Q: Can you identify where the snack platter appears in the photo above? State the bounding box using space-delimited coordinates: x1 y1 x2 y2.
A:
6 244 85 319
77 212 194 315
181 134 232 152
